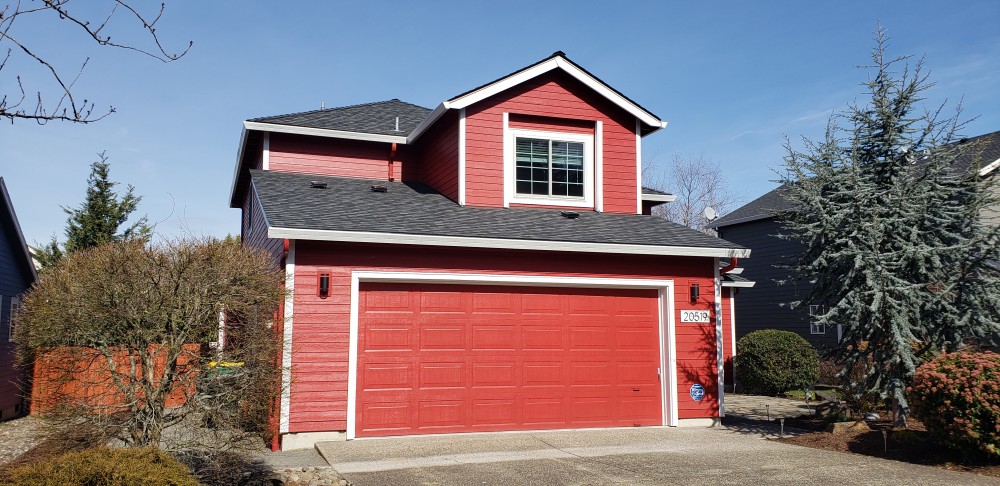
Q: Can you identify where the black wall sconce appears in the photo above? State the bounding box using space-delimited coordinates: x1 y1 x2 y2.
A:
318 273 330 298
690 283 700 303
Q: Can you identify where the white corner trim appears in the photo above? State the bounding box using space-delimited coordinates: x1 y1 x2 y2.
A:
979 157 1000 176
635 119 643 215
595 121 604 213
458 108 467 206
504 127 595 208
244 121 408 145
262 133 270 171
346 271 677 439
665 287 679 427
729 290 737 364
279 240 295 434
266 226 751 259
443 55 663 130
714 259 725 418
641 193 677 203
502 113 511 208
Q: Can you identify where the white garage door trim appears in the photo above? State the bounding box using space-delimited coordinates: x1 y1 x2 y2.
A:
347 271 678 440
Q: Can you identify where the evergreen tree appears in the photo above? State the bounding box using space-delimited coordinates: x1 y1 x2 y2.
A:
779 27 1000 424
36 152 150 268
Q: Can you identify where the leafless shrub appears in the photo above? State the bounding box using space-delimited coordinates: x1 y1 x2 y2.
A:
15 237 284 451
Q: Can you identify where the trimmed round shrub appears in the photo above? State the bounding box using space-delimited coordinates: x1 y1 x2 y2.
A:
734 330 820 396
908 351 1000 459
7 446 198 486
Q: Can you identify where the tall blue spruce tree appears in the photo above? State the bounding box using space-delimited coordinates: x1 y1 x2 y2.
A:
780 27 1000 424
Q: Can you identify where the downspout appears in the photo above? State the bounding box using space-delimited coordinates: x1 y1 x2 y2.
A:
387 143 397 181
271 238 290 452
720 257 738 274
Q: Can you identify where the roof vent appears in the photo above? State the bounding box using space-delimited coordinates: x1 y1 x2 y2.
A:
370 184 388 193
560 211 580 219
309 181 328 189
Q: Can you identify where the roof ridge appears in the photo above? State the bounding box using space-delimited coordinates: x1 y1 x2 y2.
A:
248 99 431 122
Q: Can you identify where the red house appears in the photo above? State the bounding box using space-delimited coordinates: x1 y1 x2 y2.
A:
229 52 750 450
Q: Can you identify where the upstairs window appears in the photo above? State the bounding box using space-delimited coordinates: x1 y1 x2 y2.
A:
515 138 585 198
505 127 594 208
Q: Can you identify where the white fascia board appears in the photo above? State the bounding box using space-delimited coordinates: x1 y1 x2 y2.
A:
228 127 250 207
406 103 449 143
243 121 408 145
267 226 750 259
642 194 677 202
443 56 664 130
721 280 756 288
979 157 1000 176
724 267 744 275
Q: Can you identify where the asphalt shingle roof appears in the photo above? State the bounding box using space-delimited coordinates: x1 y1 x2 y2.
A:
709 129 1000 229
641 186 672 196
251 170 744 252
707 184 793 228
249 99 432 137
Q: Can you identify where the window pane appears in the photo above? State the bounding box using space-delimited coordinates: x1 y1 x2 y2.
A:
551 141 584 198
515 138 549 195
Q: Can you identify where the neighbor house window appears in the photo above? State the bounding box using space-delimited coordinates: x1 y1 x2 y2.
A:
505 127 594 208
8 296 18 342
809 304 825 334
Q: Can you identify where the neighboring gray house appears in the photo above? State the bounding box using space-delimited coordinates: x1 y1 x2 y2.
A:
709 130 1000 352
0 177 36 420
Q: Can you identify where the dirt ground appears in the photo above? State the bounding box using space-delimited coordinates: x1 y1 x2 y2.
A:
776 417 1000 478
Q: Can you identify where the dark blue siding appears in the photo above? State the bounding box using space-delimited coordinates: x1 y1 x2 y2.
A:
0 208 33 420
718 218 839 352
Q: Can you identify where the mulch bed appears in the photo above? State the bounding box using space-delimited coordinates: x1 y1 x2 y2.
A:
775 418 1000 478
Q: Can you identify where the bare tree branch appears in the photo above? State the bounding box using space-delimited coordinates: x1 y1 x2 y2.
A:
0 0 191 124
648 154 744 235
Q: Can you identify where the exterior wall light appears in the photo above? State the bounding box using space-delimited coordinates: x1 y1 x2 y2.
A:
318 274 330 298
690 283 700 303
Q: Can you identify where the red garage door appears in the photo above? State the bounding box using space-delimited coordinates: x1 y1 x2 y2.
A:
357 283 662 437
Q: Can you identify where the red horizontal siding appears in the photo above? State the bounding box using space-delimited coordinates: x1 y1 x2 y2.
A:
417 111 459 201
269 133 417 181
463 70 639 213
285 242 719 434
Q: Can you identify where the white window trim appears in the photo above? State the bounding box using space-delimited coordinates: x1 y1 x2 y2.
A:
504 127 595 208
809 304 826 335
345 271 677 440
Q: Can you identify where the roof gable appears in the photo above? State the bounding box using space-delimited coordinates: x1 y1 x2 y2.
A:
0 178 38 282
408 52 666 143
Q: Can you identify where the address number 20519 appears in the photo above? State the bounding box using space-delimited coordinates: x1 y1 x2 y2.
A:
680 310 711 323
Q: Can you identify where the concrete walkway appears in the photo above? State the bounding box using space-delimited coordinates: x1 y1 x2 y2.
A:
725 393 824 421
315 427 997 485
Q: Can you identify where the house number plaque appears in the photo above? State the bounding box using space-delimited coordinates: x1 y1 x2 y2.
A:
679 310 711 323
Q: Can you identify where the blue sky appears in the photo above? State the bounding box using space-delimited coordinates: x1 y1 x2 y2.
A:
4 1 1000 245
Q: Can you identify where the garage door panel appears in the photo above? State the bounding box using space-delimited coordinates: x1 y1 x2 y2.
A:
418 362 465 388
360 363 413 390
523 362 564 385
471 325 517 350
419 326 465 350
357 283 661 437
471 362 517 387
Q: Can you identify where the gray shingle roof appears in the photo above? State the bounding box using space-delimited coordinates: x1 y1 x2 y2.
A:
249 99 432 137
707 184 793 228
709 129 1000 229
641 186 671 196
251 170 744 253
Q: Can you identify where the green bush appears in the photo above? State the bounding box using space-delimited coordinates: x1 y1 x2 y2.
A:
7 447 199 486
908 351 1000 459
734 330 820 396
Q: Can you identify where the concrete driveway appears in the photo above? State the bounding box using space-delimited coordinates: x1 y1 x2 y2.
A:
315 425 997 485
